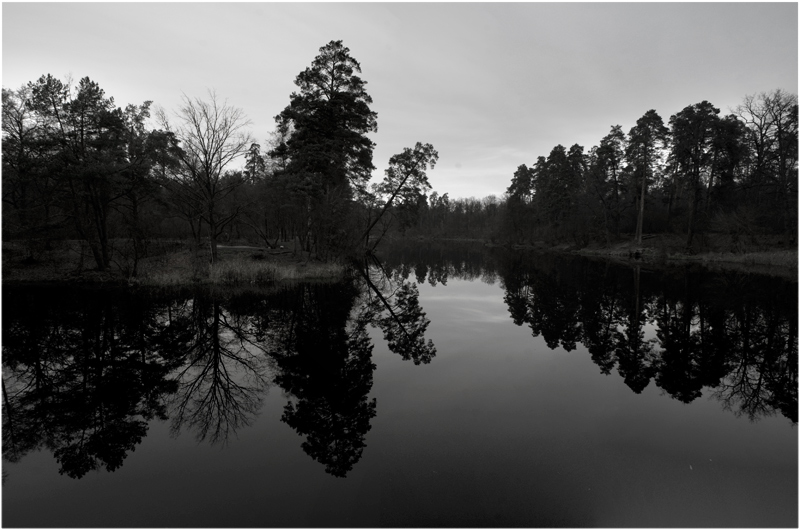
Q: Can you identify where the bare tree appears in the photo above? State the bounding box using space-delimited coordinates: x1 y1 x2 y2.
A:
735 89 798 235
158 91 252 261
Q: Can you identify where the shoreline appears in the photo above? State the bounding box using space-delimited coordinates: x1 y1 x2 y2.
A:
398 235 797 277
572 247 798 280
1 243 347 287
497 242 797 280
3 239 797 285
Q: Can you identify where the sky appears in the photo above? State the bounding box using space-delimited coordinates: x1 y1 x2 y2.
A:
2 2 797 199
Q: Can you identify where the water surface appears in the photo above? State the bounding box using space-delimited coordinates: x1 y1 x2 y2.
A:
3 246 797 527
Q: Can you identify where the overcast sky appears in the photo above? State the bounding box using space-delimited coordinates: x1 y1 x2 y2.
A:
3 2 797 199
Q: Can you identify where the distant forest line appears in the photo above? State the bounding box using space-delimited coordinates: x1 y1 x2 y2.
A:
3 40 797 275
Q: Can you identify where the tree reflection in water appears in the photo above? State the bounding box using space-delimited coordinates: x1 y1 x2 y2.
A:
2 262 438 478
3 247 795 482
2 288 181 478
358 255 437 365
242 260 436 477
168 296 269 445
378 242 797 424
256 282 378 477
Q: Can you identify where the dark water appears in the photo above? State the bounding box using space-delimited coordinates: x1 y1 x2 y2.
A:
3 245 797 527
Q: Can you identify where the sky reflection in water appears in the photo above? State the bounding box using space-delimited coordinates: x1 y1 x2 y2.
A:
2 246 797 527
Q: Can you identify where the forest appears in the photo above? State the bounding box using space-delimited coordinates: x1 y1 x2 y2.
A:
2 40 797 279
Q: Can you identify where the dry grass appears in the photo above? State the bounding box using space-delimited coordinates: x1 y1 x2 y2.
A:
1 238 347 286
134 250 346 286
135 249 203 286
209 260 276 285
209 259 344 285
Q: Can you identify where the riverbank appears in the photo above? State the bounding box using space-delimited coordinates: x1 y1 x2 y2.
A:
412 235 797 279
4 235 797 284
2 241 346 286
416 234 798 276
522 233 798 280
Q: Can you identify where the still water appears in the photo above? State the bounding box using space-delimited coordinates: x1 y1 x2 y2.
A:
3 245 797 527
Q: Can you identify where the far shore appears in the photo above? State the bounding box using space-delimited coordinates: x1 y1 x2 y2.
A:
499 239 798 280
2 236 797 285
404 234 798 280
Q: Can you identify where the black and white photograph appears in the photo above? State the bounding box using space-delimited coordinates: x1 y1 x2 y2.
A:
2 2 797 527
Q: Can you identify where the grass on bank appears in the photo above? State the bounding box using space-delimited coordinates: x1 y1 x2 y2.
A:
139 260 344 286
136 249 346 286
2 240 346 285
208 259 344 285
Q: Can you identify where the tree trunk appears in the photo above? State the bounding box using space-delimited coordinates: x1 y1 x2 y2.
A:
686 170 699 249
131 194 142 277
207 203 218 262
635 171 646 245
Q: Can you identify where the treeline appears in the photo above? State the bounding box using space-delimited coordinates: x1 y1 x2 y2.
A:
2 40 436 273
499 94 798 248
397 91 797 249
3 39 797 274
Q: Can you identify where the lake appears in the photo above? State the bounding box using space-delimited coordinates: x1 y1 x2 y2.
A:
2 244 797 527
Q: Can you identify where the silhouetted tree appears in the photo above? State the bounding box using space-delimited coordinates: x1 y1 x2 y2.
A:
25 75 131 270
271 40 377 258
627 110 670 245
735 89 799 235
363 142 438 251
